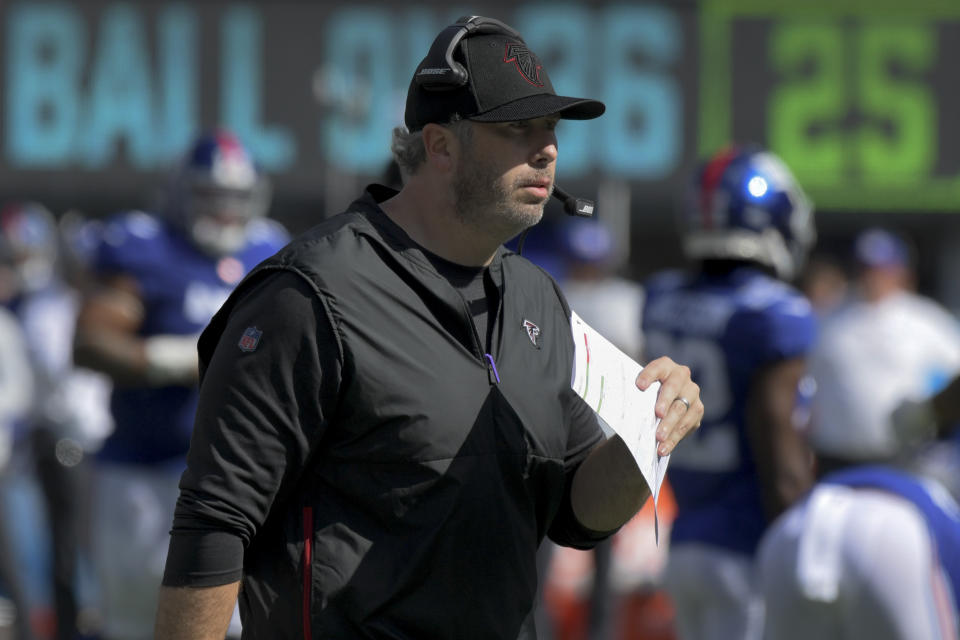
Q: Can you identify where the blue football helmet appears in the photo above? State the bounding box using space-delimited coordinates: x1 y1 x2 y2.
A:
0 201 59 294
166 130 271 256
682 146 815 280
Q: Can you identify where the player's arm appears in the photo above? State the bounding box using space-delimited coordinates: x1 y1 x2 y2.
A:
747 356 814 521
928 374 960 434
73 273 198 387
154 582 239 640
571 356 702 532
890 373 960 448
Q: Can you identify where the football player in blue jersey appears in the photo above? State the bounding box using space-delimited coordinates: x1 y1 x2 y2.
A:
641 146 818 640
73 130 289 640
758 444 960 640
758 340 960 639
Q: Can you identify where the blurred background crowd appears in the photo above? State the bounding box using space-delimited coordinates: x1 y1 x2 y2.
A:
2 1 960 639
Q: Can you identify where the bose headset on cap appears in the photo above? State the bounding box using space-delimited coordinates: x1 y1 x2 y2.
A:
415 15 596 220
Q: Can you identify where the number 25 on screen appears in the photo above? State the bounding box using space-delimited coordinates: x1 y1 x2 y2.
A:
768 23 935 186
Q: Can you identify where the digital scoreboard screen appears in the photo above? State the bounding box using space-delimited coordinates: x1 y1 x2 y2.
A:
0 1 957 220
700 0 960 211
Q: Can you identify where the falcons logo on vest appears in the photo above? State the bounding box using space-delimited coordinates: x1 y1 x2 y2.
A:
522 319 541 348
504 43 544 87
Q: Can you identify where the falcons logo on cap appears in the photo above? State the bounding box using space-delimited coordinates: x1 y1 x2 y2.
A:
504 43 544 87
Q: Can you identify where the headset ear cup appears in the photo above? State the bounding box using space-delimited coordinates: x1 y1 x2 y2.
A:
414 64 468 90
414 24 468 91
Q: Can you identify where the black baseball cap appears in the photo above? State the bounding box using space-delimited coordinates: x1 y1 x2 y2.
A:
404 18 605 131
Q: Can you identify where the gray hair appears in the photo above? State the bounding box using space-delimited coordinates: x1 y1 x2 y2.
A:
390 115 471 181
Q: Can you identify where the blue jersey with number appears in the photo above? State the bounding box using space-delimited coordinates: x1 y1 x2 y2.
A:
92 211 288 464
822 466 960 610
642 266 816 555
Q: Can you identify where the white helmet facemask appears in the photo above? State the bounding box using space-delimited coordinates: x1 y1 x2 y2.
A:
189 216 248 256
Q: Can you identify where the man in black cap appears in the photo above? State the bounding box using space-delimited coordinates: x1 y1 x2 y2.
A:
154 16 703 640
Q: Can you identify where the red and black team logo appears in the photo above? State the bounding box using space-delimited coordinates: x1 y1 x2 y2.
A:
522 319 542 348
503 43 544 87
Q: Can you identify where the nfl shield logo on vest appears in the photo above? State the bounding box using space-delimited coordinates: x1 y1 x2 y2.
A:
522 319 541 349
238 326 262 352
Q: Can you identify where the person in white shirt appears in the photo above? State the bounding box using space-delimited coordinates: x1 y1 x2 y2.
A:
806 227 960 474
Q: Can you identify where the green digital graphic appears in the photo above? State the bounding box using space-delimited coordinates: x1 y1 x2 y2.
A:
701 0 960 211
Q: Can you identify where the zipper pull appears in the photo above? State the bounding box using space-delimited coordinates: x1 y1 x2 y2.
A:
484 353 501 385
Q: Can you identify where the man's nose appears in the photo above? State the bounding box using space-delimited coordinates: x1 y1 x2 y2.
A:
531 132 558 166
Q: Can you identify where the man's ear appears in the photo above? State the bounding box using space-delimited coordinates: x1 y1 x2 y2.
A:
421 123 458 172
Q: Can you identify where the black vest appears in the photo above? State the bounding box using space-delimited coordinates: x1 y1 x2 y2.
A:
200 189 601 639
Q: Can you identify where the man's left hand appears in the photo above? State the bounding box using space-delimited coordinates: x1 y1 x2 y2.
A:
636 356 703 456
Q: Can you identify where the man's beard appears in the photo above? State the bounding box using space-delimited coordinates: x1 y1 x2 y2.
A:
452 152 549 242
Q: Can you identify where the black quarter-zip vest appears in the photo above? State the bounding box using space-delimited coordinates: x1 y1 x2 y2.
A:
202 187 603 639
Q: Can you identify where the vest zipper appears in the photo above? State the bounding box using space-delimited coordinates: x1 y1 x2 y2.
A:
484 353 501 384
454 291 500 385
